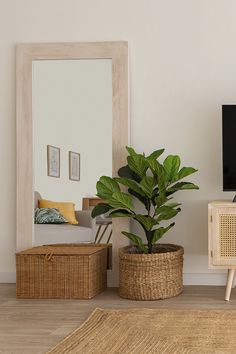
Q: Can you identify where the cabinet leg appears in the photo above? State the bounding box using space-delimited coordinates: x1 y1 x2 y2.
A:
225 269 235 301
232 271 236 289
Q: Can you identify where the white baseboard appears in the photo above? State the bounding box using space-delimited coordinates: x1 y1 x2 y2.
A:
107 272 228 287
0 272 16 283
110 271 229 287
0 271 228 287
183 272 227 286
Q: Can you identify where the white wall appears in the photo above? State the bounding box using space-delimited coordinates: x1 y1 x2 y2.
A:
33 59 112 210
1 0 236 284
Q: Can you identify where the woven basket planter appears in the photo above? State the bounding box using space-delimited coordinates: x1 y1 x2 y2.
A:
119 243 184 300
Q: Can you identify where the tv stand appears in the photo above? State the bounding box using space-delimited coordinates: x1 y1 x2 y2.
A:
208 201 236 301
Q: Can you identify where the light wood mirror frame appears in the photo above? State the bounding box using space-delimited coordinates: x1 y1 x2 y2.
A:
16 42 129 285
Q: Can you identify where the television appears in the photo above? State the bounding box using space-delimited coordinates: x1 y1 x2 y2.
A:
222 105 236 193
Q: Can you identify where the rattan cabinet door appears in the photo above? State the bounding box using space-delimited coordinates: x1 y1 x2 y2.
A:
210 205 236 266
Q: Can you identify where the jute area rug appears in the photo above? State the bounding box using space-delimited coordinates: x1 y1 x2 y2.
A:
47 308 236 354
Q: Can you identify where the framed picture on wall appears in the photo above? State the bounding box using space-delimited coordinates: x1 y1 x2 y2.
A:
69 151 80 181
47 145 60 178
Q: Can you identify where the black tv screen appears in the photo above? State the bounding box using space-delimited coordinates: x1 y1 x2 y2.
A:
223 105 236 191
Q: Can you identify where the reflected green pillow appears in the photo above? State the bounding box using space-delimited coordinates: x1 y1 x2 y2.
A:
34 208 68 224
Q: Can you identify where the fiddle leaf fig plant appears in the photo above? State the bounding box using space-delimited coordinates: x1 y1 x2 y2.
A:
92 147 199 254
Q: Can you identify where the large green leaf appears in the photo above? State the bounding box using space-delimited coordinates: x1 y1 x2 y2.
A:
109 209 134 218
128 189 150 211
156 205 180 222
147 149 165 160
165 202 181 208
154 195 168 207
148 160 166 194
109 191 134 210
147 158 158 175
115 177 145 196
140 176 155 198
163 155 181 182
134 215 158 231
118 165 141 182
122 231 148 253
91 203 113 218
167 182 199 195
151 223 175 244
126 146 139 156
156 205 181 214
96 176 120 199
127 155 149 179
174 167 198 181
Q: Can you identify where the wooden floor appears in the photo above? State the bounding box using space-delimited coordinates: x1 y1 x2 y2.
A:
1 284 236 354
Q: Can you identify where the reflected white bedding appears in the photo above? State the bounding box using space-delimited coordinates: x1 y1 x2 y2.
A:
34 224 94 246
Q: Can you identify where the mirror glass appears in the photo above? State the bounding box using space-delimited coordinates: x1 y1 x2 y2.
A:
32 59 112 246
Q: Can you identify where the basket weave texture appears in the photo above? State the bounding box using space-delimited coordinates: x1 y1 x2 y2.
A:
16 244 108 299
119 244 184 300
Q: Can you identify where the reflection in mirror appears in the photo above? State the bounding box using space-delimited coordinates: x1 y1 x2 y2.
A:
32 59 112 246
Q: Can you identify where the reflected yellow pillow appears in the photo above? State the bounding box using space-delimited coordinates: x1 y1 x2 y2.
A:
39 199 78 225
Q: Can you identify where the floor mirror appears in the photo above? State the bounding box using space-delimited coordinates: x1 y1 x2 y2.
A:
16 42 129 285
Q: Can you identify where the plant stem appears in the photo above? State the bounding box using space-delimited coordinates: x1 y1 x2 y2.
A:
146 230 153 254
148 242 153 254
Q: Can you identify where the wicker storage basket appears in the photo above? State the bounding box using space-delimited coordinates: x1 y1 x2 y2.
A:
119 244 184 300
16 244 108 299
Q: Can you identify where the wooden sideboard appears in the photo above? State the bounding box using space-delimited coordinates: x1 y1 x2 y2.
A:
82 197 104 210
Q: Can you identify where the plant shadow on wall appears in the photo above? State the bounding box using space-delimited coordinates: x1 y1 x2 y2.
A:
92 147 199 300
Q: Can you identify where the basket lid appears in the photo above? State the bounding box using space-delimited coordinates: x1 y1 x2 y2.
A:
16 244 108 256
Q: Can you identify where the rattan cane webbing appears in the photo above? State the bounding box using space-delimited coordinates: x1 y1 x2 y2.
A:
219 214 236 257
